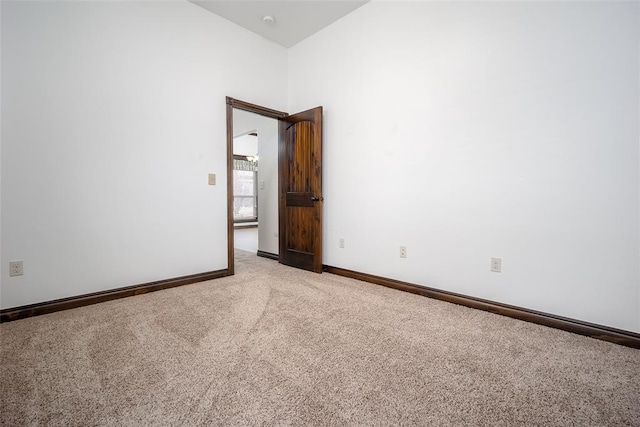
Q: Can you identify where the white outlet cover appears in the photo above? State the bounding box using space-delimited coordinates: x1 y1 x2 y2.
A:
9 261 23 277
491 257 502 273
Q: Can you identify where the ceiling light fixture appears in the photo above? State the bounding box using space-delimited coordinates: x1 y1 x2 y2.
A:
262 15 275 25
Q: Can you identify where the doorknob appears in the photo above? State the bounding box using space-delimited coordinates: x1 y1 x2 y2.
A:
311 196 323 202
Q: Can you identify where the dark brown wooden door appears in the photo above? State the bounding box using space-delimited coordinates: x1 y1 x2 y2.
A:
278 107 323 273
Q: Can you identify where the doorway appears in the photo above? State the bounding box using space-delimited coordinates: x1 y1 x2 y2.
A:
232 110 278 256
226 98 287 274
226 97 324 274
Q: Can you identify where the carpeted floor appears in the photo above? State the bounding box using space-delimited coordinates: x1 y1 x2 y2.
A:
1 250 639 426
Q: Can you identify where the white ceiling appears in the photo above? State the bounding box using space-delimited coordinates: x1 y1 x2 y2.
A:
190 1 369 48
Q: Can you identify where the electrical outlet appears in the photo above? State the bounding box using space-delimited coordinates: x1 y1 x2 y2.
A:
9 261 23 277
491 257 502 273
339 238 345 248
400 246 407 258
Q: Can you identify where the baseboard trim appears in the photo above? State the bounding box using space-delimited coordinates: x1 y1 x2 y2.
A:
324 265 640 349
0 269 231 323
257 251 279 261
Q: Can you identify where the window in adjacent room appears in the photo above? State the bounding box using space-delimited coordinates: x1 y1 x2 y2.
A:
233 155 258 222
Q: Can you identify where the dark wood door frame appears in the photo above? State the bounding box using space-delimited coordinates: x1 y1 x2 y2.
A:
226 97 287 274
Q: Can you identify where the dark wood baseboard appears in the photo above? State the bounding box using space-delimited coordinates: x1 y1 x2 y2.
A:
324 265 640 349
257 250 279 261
0 269 230 323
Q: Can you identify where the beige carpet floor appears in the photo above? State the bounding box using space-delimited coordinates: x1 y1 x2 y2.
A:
1 250 639 426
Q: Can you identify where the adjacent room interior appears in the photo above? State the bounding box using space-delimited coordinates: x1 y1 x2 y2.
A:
232 109 279 258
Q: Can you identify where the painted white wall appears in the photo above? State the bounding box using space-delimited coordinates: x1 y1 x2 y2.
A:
0 0 287 309
256 121 279 255
288 1 640 332
233 109 279 255
233 134 258 157
3 0 638 334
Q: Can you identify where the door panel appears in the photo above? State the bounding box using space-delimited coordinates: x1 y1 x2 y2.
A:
279 107 323 273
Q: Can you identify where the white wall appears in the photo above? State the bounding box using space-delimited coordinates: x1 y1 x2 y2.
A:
288 1 640 332
233 109 279 255
256 120 279 255
0 0 287 309
233 134 258 157
3 0 638 334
